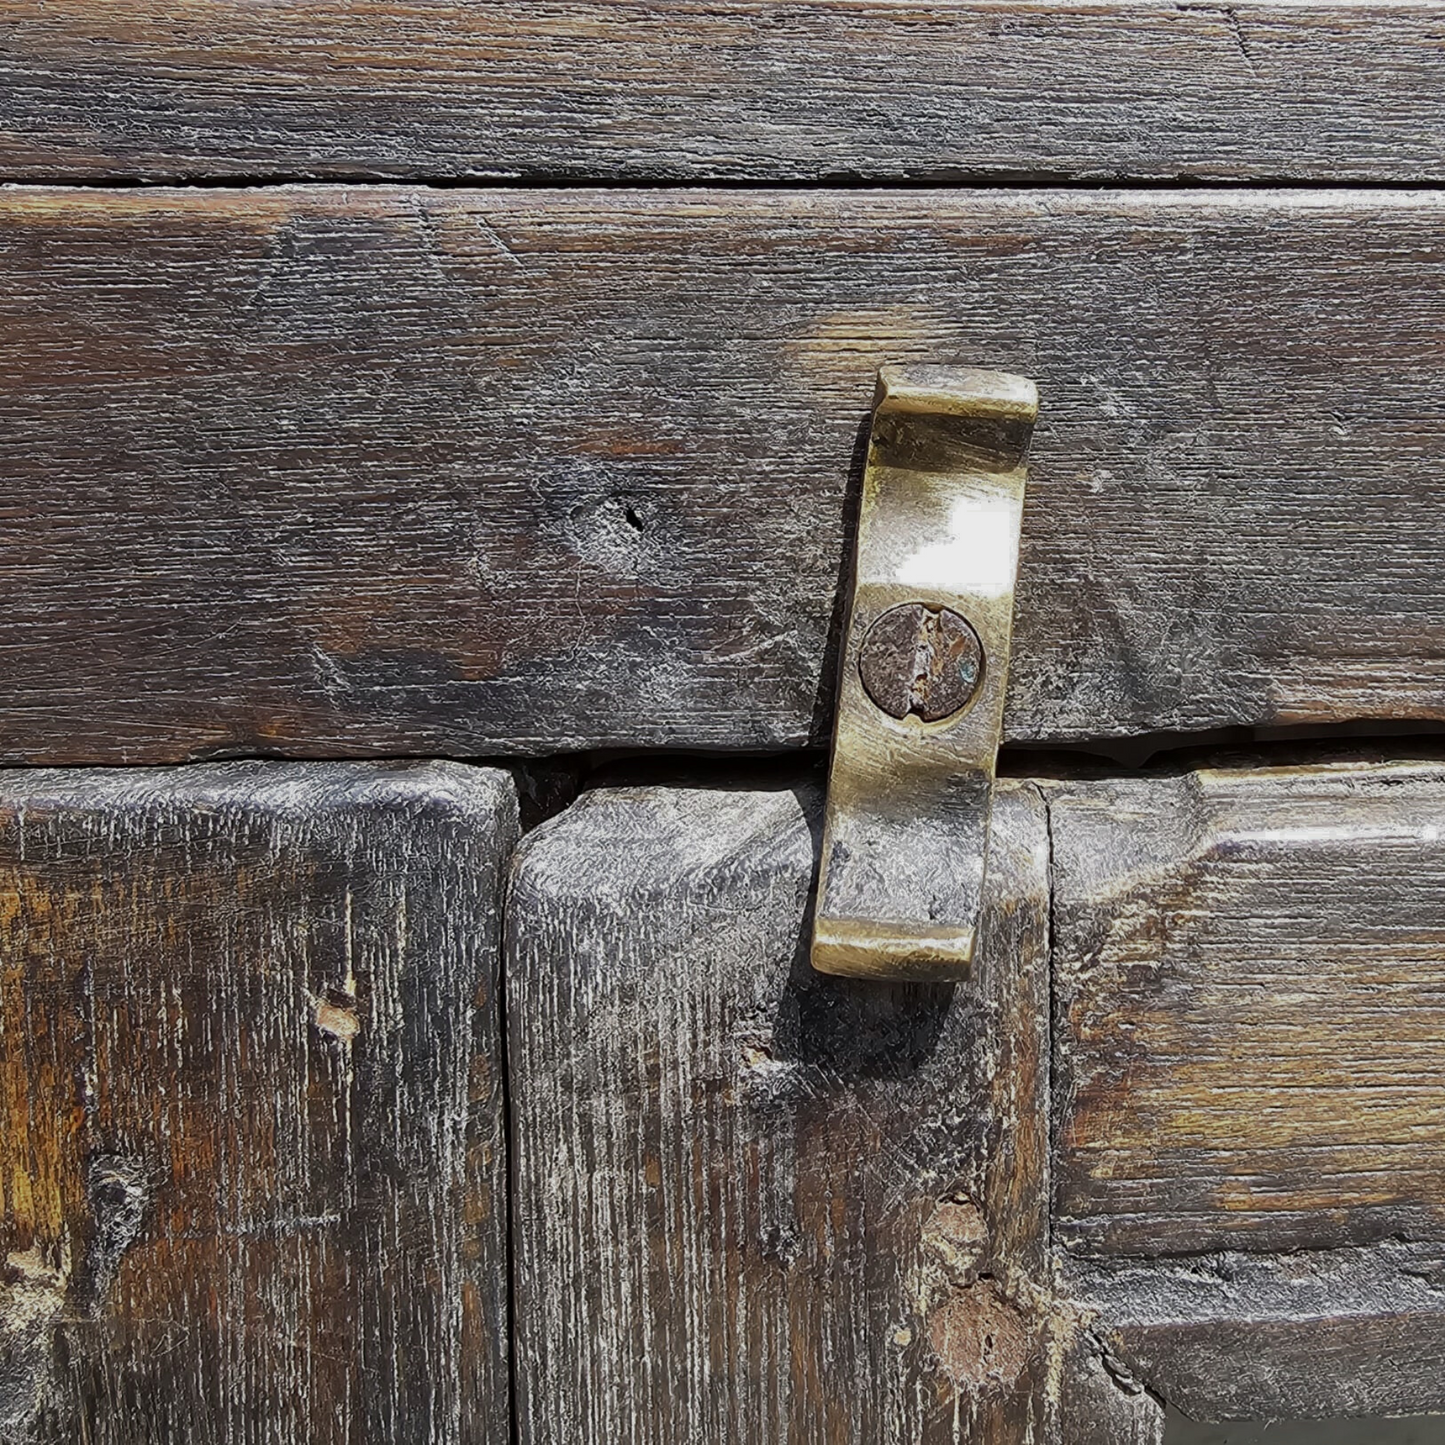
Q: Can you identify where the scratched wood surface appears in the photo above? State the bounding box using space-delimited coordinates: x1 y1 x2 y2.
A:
1 3 1444 183
1071 1244 1445 1421
6 187 1445 760
507 776 1160 1443
0 761 517 1443
1040 758 1445 1425
1051 760 1445 1260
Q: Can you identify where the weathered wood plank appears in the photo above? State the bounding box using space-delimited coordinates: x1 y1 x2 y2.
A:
1071 1245 1445 1420
1051 760 1445 1258
508 777 1099 1442
0 761 517 1442
514 761 1445 1433
6 188 1445 760
1054 1337 1165 1445
1 4 1444 182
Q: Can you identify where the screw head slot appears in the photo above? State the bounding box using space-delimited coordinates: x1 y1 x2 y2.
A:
858 603 984 723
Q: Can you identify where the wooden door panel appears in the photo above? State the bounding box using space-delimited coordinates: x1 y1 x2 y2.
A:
510 762 1445 1437
0 761 516 1442
0 4 1442 184
6 190 1445 762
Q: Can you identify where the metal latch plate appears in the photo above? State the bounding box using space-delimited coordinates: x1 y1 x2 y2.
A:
812 364 1038 980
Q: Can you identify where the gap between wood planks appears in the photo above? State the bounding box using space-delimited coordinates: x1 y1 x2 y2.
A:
2 719 1444 809
7 171 1445 192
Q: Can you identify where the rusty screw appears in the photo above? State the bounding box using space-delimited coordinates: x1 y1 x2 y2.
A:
858 603 984 722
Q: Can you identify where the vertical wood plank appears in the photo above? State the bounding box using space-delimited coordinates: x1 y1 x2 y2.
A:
0 761 517 1442
508 776 1054 1442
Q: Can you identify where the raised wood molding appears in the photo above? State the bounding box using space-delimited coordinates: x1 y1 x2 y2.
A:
1051 760 1445 1257
1051 758 1445 1423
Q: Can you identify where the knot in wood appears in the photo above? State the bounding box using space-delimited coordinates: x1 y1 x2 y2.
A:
858 603 984 722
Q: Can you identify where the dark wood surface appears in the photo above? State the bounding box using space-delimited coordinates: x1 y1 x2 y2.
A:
506 778 1128 1443
1050 760 1445 1259
0 760 517 1442
508 760 1445 1433
7 188 1445 761
8 5 1444 1433
1 4 1444 183
1072 1245 1445 1420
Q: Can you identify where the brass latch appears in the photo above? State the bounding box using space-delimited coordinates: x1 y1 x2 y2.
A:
812 365 1038 981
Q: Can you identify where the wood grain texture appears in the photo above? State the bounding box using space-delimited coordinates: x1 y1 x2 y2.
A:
507 777 1108 1442
1053 1337 1165 1445
0 761 517 1442
1051 760 1445 1258
1071 1244 1445 1420
1 3 1444 182
7 187 1445 760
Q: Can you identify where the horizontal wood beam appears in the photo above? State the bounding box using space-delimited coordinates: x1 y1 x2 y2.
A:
4 189 1445 761
0 4 1443 182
